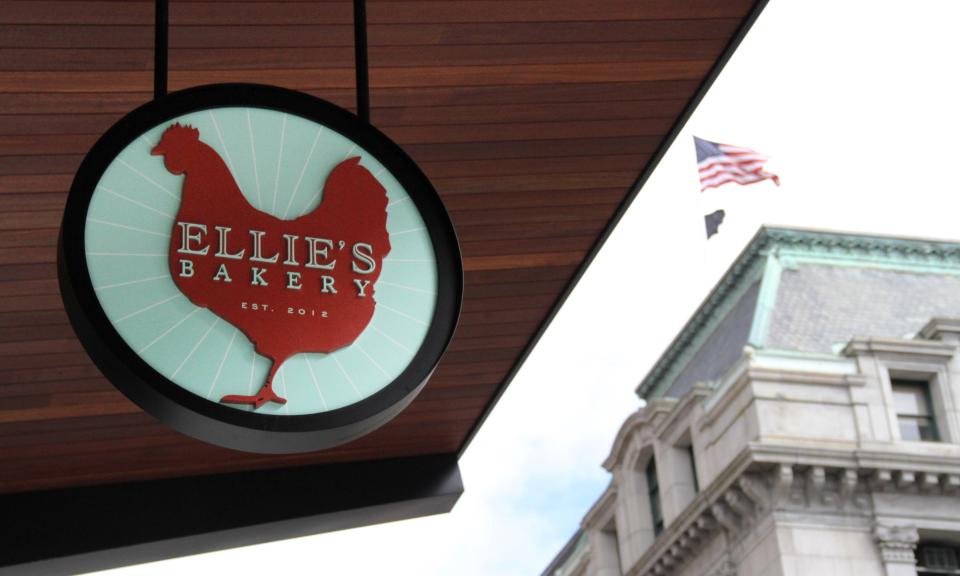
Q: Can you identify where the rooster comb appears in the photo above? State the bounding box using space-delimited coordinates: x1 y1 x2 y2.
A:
159 122 200 141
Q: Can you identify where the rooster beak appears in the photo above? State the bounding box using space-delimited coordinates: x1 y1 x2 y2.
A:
150 144 164 156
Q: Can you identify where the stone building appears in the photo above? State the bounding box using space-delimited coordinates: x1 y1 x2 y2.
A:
543 227 960 576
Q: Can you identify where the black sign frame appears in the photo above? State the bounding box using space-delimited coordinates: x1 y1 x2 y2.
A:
59 83 462 454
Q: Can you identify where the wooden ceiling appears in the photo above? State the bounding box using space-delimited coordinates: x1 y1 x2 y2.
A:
0 0 761 495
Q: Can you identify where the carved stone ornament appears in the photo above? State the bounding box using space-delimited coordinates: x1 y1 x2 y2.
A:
873 524 919 564
709 558 737 576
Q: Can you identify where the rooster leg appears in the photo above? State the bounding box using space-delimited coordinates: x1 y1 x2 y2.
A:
220 360 288 409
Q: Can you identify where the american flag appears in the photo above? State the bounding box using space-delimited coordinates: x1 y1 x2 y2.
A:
694 136 780 192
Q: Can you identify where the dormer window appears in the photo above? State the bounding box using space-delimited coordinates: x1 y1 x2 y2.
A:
892 379 939 442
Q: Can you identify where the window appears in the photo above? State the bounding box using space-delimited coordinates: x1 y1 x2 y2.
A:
646 459 664 537
918 542 960 574
687 445 699 493
892 379 939 442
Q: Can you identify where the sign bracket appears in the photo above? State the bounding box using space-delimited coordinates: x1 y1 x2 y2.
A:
353 0 370 123
154 0 168 100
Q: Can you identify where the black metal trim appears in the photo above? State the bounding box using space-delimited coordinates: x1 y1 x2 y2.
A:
154 0 168 100
456 0 772 457
0 453 463 574
59 84 463 454
353 0 370 123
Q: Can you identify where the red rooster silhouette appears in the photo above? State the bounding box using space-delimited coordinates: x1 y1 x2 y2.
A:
152 123 391 409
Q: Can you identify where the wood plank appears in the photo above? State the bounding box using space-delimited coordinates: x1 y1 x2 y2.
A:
364 1 752 24
0 369 104 392
0 174 71 193
464 263 577 285
0 100 684 136
2 1 749 26
0 338 83 357
378 99 686 127
462 251 585 272
0 278 57 296
0 209 61 228
0 20 741 49
0 194 66 213
0 114 140 135
453 203 619 227
0 154 81 175
0 247 56 266
0 94 151 116
419 154 650 179
0 40 713 72
0 308 68 328
405 137 663 162
457 221 609 245
0 263 57 283
461 235 595 258
444 190 623 212
387 119 675 145
439 170 636 193
1 1 152 25
0 82 694 115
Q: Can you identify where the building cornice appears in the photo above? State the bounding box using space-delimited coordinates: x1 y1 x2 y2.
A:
541 530 588 576
625 442 960 576
919 317 960 341
581 482 618 530
636 232 768 399
700 359 866 429
603 399 677 472
843 337 957 359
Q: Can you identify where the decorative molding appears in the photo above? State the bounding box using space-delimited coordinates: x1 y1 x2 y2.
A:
581 482 617 531
737 475 770 513
747 252 784 349
942 474 960 494
699 361 866 431
636 227 770 399
545 531 590 576
805 466 826 506
603 399 676 472
773 463 794 503
625 455 960 576
919 317 960 342
723 489 753 526
873 524 919 564
843 337 957 360
839 468 858 504
710 501 739 535
896 470 916 490
709 559 737 576
873 469 894 492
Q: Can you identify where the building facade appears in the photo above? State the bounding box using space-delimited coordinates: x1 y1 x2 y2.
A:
544 228 960 576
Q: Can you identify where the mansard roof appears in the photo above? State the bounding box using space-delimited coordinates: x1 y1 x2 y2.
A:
637 227 960 399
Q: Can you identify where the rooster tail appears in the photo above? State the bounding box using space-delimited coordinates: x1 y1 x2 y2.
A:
316 157 389 217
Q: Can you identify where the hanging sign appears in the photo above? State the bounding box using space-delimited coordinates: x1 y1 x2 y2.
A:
59 84 462 453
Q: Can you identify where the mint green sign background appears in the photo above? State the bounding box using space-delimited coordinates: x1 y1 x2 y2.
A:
84 108 438 416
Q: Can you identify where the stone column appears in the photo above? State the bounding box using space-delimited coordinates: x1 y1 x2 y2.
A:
587 528 622 576
614 467 656 569
874 524 919 576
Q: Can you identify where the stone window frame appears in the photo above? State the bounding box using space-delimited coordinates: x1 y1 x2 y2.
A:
880 360 955 445
890 378 940 442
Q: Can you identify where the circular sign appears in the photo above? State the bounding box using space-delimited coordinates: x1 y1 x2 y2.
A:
59 84 462 454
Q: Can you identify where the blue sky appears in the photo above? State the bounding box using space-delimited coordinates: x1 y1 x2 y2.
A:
97 1 960 573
